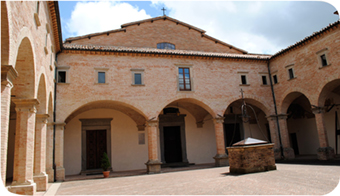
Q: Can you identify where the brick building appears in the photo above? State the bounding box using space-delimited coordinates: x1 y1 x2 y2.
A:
1 1 339 195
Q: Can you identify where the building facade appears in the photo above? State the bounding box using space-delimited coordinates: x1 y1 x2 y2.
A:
1 1 339 195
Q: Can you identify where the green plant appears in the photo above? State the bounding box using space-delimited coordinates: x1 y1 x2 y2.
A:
101 152 111 171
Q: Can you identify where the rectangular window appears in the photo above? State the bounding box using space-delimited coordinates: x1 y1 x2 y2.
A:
273 75 278 84
178 67 191 91
262 76 267 85
320 54 328 67
58 71 66 83
134 73 142 85
288 68 294 79
241 75 247 85
98 72 105 83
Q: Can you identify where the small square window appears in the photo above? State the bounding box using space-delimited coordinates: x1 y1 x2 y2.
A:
241 75 247 85
131 68 144 85
58 71 66 83
134 73 142 85
273 75 278 84
320 54 328 67
262 75 267 85
98 72 105 83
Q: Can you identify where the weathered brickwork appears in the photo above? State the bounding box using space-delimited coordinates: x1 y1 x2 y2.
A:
67 16 245 54
1 1 60 195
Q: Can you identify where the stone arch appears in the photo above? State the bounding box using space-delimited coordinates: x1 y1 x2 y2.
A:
224 95 271 117
11 37 35 98
280 91 313 115
278 87 311 114
36 73 47 114
1 1 10 65
157 97 216 119
64 100 148 126
317 79 340 107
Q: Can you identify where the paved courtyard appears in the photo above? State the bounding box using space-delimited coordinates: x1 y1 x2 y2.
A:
43 163 340 195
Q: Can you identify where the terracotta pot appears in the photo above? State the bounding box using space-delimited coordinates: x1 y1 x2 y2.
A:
103 171 110 178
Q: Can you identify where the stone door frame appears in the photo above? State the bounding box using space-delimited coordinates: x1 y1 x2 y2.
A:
79 118 112 173
159 114 189 164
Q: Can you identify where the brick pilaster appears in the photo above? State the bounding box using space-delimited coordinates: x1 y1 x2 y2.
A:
1 65 17 185
46 123 54 182
266 115 281 159
213 117 228 166
33 114 49 191
145 120 161 174
277 114 295 159
312 108 335 160
8 98 39 195
55 122 66 181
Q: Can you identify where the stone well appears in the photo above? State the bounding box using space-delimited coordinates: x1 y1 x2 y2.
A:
226 137 276 174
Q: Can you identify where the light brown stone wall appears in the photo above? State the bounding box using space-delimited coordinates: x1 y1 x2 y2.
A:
68 19 243 54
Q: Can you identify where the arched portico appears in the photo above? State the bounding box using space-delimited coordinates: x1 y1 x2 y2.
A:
156 98 227 168
6 37 38 195
63 100 149 177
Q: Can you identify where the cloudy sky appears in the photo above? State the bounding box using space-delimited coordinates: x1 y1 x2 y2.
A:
59 0 339 54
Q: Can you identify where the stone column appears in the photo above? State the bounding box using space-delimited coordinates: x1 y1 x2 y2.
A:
266 115 281 160
145 120 162 174
1 65 17 185
312 108 335 160
55 122 66 181
277 114 295 159
46 122 54 182
8 98 39 195
33 114 49 191
213 117 228 166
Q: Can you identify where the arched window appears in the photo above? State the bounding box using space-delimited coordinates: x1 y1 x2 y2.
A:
157 42 175 50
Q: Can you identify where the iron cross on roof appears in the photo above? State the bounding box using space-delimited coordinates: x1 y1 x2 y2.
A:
162 7 166 16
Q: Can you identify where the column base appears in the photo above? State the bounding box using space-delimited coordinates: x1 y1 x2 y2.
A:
33 172 48 191
317 147 335 160
213 154 229 167
145 160 162 174
283 147 295 160
8 181 36 195
55 167 65 182
274 148 282 160
46 168 54 182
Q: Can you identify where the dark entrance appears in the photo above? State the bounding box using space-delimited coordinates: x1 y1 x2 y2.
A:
86 130 107 169
163 126 182 163
224 123 241 148
290 133 299 155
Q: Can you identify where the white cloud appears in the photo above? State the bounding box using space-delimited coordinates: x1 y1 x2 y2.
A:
65 1 151 38
151 0 339 54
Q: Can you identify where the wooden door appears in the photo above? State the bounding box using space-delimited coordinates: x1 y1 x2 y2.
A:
164 126 182 163
86 130 107 170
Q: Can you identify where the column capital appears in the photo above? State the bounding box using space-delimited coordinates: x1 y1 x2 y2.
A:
146 120 159 127
311 107 326 114
12 98 40 113
265 114 277 121
137 124 146 131
1 65 18 87
213 117 225 124
36 114 50 124
277 113 288 120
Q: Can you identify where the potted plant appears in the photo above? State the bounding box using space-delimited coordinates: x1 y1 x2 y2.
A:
101 152 111 178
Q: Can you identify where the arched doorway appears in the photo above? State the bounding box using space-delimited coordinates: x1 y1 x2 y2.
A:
224 98 271 148
63 100 147 175
318 79 340 156
158 98 216 167
283 92 318 156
